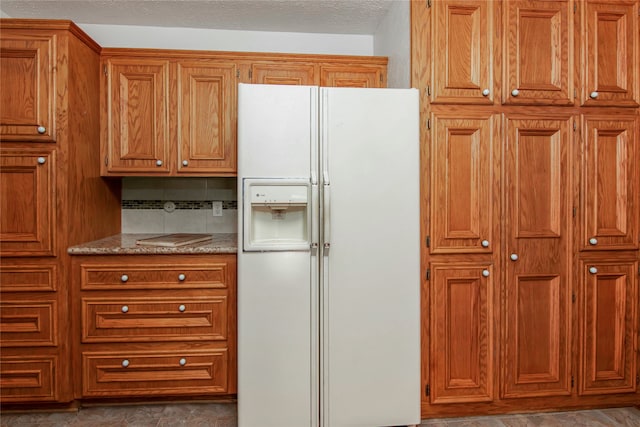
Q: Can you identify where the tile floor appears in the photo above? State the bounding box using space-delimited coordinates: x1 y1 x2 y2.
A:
1 404 639 427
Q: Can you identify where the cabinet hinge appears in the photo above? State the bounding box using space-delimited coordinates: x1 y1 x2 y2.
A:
574 3 577 13
380 74 384 83
573 120 577 131
426 269 431 281
426 0 431 8
572 293 576 303
574 88 577 99
236 70 240 78
426 235 431 247
426 119 431 130
249 69 253 79
425 384 430 395
104 155 108 166
103 65 108 76
571 376 574 388
636 375 639 385
573 207 577 217
426 84 431 96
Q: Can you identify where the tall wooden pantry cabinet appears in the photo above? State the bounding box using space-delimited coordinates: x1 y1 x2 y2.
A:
0 19 121 405
412 0 639 418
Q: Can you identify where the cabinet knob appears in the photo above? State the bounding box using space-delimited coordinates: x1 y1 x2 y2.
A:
121 305 129 313
156 160 163 166
182 160 189 166
121 274 129 282
482 89 490 96
481 240 490 248
482 269 490 277
590 91 599 99
178 273 186 281
178 304 186 312
510 253 519 261
589 237 598 246
511 89 520 97
37 126 46 134
37 157 46 165
121 359 130 368
589 266 598 274
179 358 187 366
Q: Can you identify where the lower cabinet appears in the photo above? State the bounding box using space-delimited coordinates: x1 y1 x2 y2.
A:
71 254 236 399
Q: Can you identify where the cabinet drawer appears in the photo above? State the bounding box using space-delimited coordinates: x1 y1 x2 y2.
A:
0 301 56 346
0 264 57 291
82 297 227 342
82 349 228 397
80 263 228 290
0 356 56 402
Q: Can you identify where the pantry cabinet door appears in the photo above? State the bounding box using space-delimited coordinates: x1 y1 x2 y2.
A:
581 0 639 107
177 61 237 174
503 0 574 105
430 113 499 254
579 260 638 395
250 62 316 85
103 58 170 174
502 115 573 398
581 116 638 251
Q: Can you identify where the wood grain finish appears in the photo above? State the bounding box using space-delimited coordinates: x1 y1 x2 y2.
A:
319 65 383 87
251 62 316 85
0 301 56 346
0 264 57 291
0 356 56 402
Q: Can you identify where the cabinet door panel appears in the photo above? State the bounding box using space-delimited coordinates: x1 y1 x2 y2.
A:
504 0 573 105
580 261 637 395
582 116 638 250
320 65 384 88
0 356 56 402
430 264 493 403
581 0 639 106
0 301 56 346
431 0 496 104
430 113 499 253
503 115 572 398
177 62 236 174
251 62 316 85
105 59 170 173
0 34 55 141
0 150 55 256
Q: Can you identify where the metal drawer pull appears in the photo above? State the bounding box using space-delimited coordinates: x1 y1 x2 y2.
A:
182 160 189 166
589 238 598 245
121 359 130 368
510 253 519 261
590 91 599 99
179 358 187 366
37 157 46 164
121 274 129 282
481 240 490 248
482 269 490 277
178 274 186 281
178 304 186 312
37 126 46 134
156 160 163 166
589 267 598 274
511 89 520 97
482 89 490 96
121 305 129 313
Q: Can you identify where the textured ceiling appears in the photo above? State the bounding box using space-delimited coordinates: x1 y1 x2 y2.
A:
0 0 398 34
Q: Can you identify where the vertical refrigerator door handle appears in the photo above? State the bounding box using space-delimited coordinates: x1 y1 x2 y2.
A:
323 184 331 249
311 184 319 248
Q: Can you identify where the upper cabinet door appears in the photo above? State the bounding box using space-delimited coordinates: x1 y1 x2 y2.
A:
503 0 574 105
103 58 170 174
581 116 638 251
0 34 55 142
430 0 496 104
177 62 237 174
251 62 316 86
581 0 639 107
320 65 385 88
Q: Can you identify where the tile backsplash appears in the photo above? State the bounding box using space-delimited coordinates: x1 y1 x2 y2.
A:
121 177 237 234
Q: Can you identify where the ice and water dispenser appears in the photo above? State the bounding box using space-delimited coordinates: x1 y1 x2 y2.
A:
243 179 311 251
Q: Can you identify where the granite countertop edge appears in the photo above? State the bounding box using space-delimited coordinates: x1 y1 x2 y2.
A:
68 233 238 255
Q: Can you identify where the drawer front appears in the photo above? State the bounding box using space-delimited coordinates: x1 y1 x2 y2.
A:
82 297 227 342
0 301 56 346
0 264 57 291
82 349 228 397
0 356 56 402
80 263 228 290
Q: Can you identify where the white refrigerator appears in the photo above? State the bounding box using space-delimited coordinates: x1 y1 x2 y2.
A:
237 83 420 427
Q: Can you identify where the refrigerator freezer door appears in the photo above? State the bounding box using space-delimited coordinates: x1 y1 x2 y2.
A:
320 88 421 427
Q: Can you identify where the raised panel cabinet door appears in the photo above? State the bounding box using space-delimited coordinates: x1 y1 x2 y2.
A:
580 260 638 395
430 0 496 104
503 0 574 105
251 62 316 85
430 113 499 253
502 115 573 398
0 149 55 257
0 34 55 141
581 116 638 251
0 356 56 402
581 0 639 107
320 65 385 87
104 58 170 173
430 263 494 404
177 62 236 174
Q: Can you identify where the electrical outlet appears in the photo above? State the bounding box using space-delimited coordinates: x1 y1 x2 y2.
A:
212 201 223 217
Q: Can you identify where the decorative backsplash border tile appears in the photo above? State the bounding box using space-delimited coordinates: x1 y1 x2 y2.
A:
122 200 237 210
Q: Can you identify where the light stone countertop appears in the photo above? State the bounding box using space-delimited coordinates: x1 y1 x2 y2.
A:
68 233 237 255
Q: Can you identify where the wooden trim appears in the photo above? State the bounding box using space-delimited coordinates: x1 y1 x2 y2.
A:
0 19 101 53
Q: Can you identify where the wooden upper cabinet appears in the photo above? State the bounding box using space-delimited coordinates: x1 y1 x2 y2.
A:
320 65 385 88
250 62 316 85
430 113 499 253
177 62 236 174
581 116 638 251
503 0 574 105
430 0 496 104
0 149 55 257
103 58 170 174
581 0 639 107
0 34 55 141
579 260 638 395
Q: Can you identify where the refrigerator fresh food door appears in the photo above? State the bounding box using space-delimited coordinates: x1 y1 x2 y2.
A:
320 87 421 427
